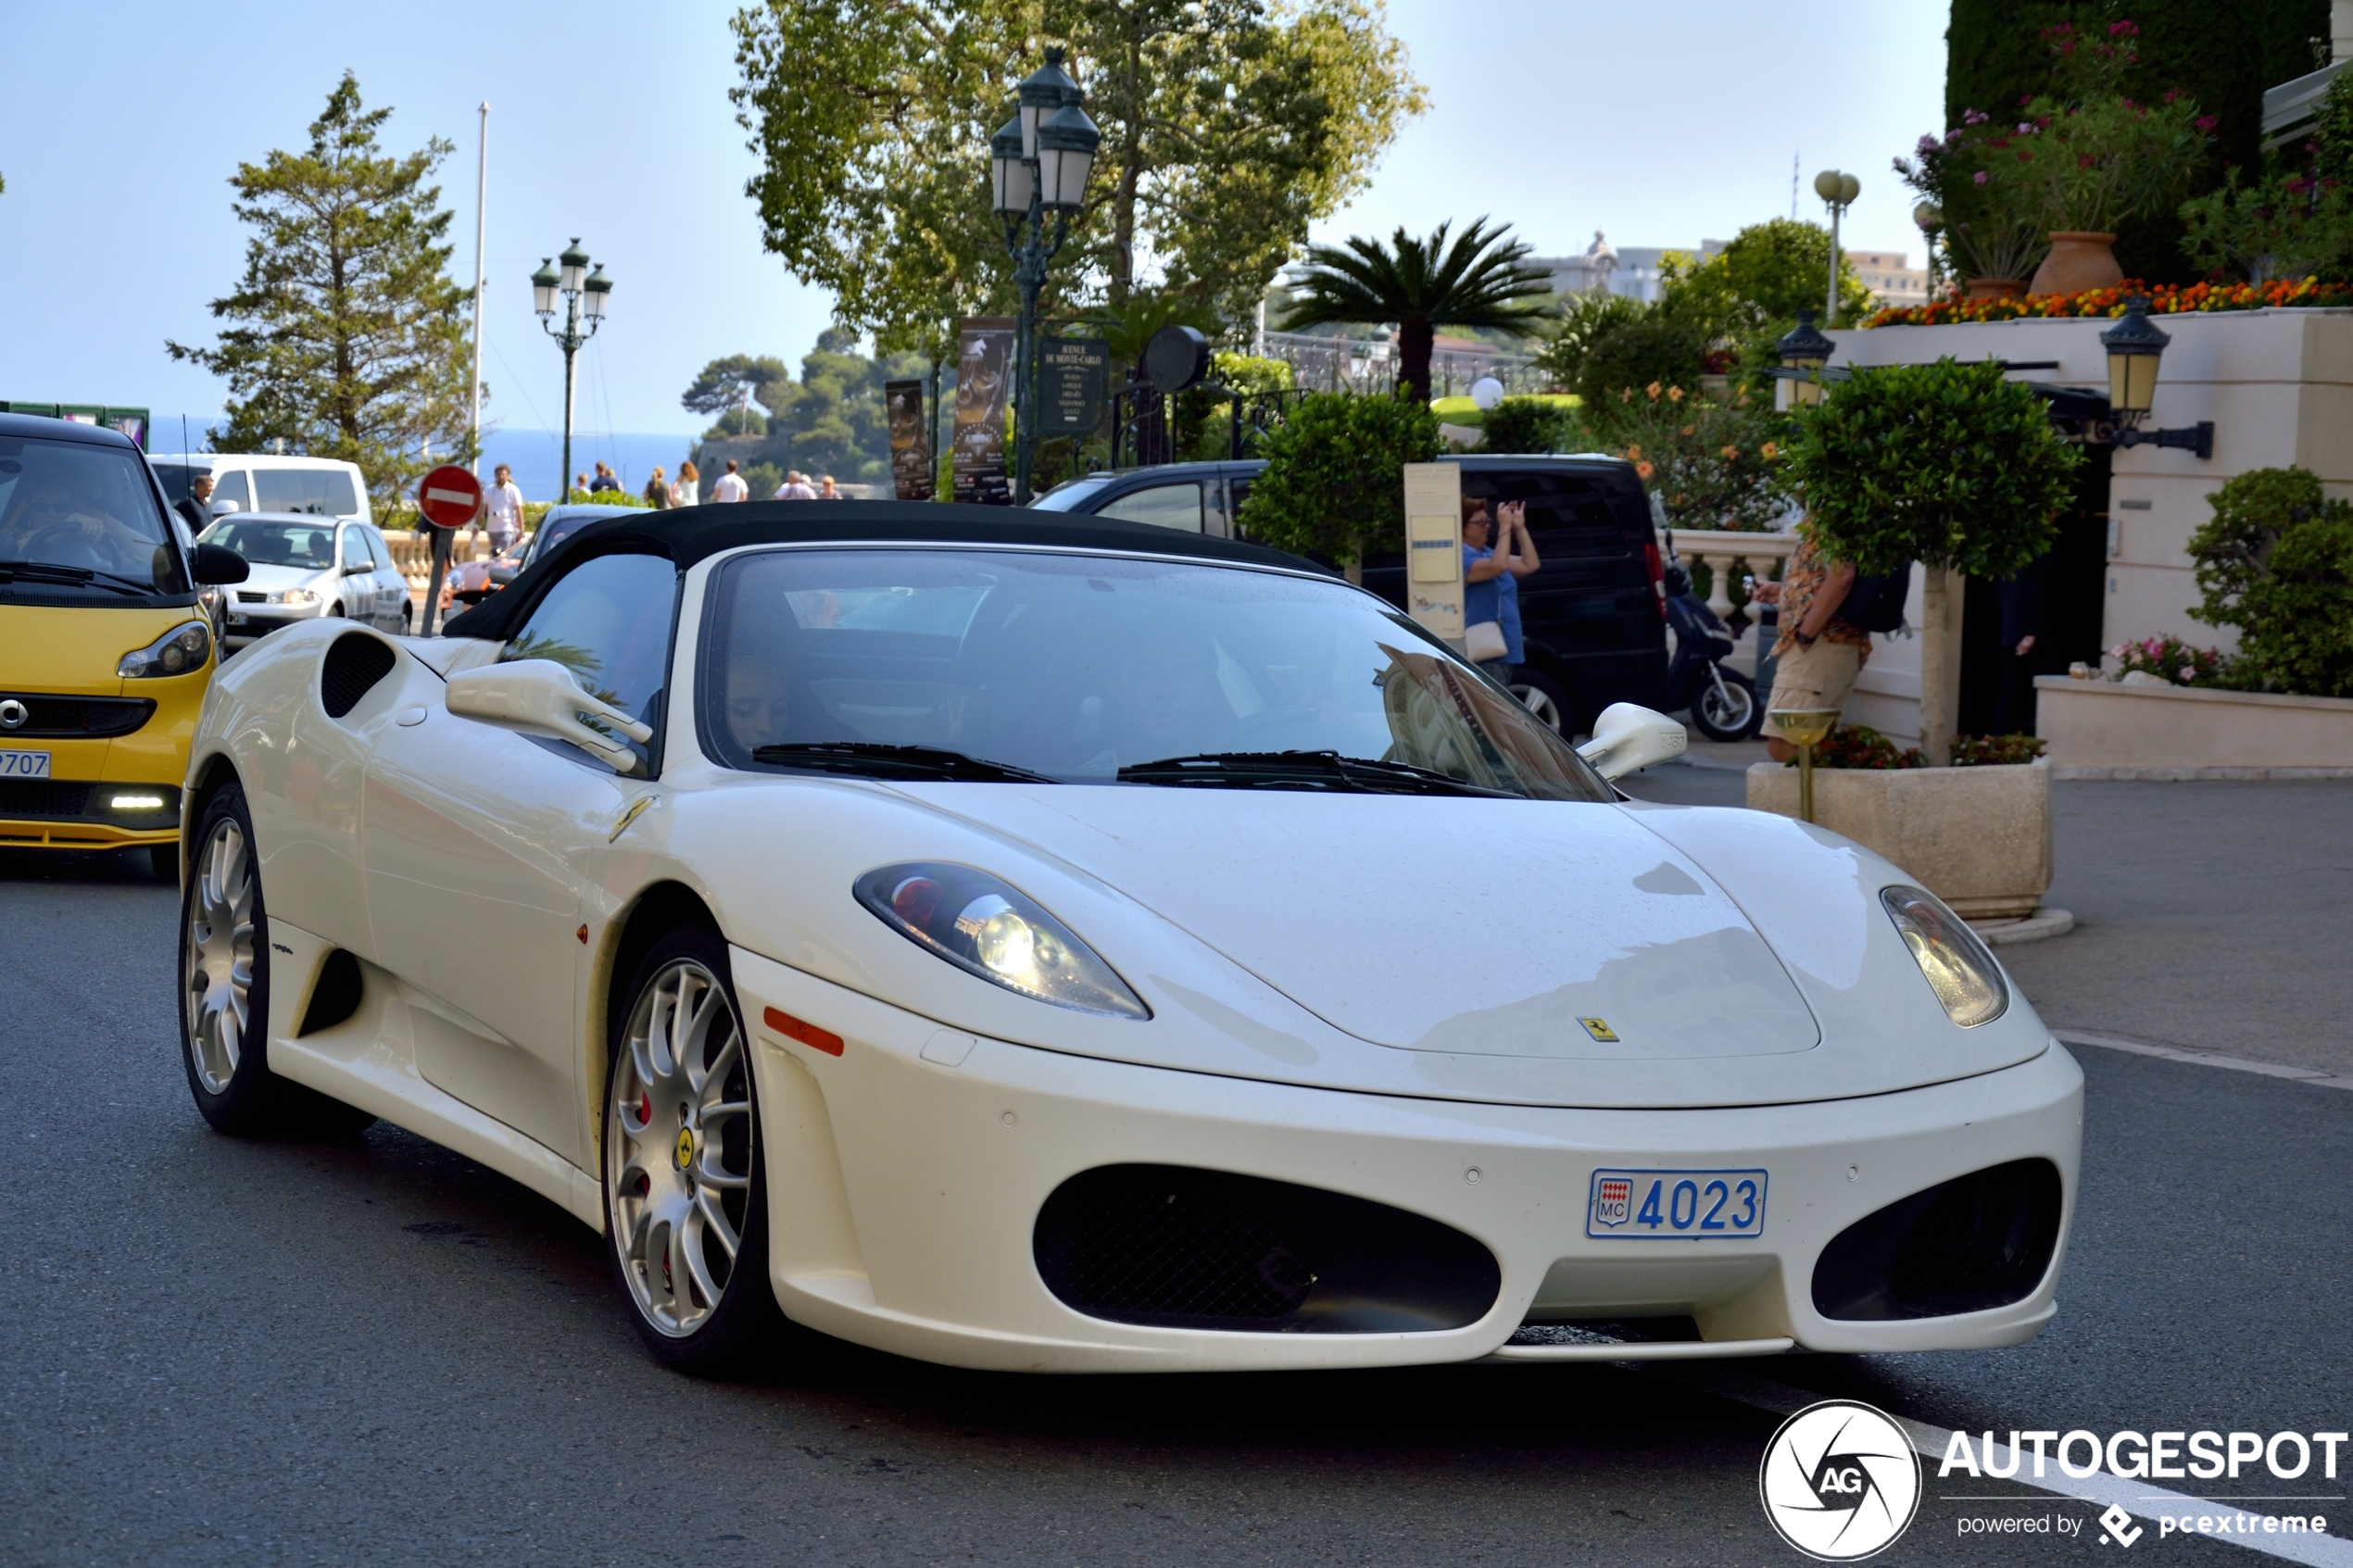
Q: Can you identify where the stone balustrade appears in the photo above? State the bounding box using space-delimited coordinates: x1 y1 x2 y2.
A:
1667 528 1800 678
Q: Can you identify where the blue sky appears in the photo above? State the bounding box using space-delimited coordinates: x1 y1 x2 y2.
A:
1 1 1947 443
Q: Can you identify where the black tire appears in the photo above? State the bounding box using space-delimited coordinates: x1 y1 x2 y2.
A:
178 783 376 1139
1688 667 1758 743
603 926 786 1376
399 600 413 633
149 842 180 883
1510 665 1577 735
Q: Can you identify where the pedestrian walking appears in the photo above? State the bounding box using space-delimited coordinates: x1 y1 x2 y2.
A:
1755 525 1868 761
816 474 840 500
173 471 215 536
674 460 700 508
644 466 672 509
774 470 817 500
573 471 589 497
484 464 525 556
1994 550 2052 736
588 462 620 494
711 459 749 504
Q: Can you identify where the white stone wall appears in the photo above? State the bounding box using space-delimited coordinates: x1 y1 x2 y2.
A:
1811 308 2353 743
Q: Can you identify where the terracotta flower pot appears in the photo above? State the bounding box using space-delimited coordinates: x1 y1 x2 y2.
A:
1964 277 2027 301
2028 231 2122 296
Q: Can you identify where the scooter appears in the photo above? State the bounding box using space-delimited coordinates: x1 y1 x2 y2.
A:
1661 547 1760 742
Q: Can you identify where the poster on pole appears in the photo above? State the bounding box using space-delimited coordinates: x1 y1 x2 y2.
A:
1038 337 1110 436
885 379 933 500
1401 461 1466 646
953 317 1015 505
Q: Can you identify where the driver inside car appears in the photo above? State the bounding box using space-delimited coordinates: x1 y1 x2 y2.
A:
0 473 157 577
1074 621 1223 775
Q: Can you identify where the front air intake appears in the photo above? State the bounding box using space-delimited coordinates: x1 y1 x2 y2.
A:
1812 1159 2063 1322
320 633 396 719
1033 1164 1501 1334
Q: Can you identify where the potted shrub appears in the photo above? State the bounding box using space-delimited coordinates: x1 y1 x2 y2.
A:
1238 391 1440 583
1898 111 2050 297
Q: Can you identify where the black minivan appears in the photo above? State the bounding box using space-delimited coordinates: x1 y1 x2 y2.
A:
1032 455 1668 734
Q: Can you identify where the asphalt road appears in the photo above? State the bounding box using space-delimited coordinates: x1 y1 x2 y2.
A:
5 826 2348 1567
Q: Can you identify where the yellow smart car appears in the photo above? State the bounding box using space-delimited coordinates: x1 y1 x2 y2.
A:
0 413 246 880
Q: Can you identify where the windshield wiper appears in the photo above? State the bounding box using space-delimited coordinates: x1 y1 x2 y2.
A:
0 559 151 596
1116 749 1516 798
749 741 1061 784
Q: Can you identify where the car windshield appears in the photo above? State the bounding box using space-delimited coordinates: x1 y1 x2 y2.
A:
202 517 339 570
702 546 1613 801
0 434 185 596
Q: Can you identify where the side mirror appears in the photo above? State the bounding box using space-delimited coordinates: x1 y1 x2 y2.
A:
192 543 250 585
1576 702 1686 782
445 658 653 775
343 558 371 575
208 500 240 516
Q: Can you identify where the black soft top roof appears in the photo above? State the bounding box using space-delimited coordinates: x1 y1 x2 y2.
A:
441 498 1326 640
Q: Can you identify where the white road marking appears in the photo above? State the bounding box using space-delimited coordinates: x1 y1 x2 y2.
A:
1649 1363 2353 1565
2057 1030 2353 1092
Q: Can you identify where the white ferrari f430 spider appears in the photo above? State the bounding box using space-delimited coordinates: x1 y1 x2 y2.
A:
176 503 2080 1374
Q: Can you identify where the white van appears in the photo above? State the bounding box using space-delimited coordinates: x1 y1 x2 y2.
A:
150 453 373 525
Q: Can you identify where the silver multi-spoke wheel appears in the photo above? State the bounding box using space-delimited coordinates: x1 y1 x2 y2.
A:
607 957 755 1338
1512 682 1564 732
183 816 257 1095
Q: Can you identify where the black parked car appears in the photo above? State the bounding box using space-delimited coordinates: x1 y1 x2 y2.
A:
1033 455 1668 734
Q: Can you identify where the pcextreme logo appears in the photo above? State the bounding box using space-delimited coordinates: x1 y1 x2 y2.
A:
1759 1399 1923 1562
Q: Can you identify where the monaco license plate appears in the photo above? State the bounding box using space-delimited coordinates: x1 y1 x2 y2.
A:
0 749 54 780
1588 1168 1767 1238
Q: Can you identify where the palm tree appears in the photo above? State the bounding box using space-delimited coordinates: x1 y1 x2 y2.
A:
1277 219 1553 404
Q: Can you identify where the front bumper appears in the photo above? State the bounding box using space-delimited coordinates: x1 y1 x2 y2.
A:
222 599 331 645
0 783 182 849
732 947 2085 1374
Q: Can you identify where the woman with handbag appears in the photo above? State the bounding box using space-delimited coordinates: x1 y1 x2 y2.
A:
1462 496 1540 683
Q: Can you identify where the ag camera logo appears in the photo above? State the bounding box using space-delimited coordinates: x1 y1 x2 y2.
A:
1759 1399 1922 1561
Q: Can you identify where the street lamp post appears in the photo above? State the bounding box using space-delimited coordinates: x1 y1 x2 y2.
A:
2098 295 2215 458
531 239 611 503
989 46 1100 505
1774 309 1838 409
1912 201 1944 300
1813 170 1860 324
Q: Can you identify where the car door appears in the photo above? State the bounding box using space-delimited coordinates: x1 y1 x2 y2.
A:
358 549 678 1165
363 526 406 629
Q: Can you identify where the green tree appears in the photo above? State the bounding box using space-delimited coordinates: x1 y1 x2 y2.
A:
1477 396 1579 455
1277 219 1552 403
1236 391 1438 582
1658 220 1871 338
166 73 476 512
1785 358 2080 762
728 0 1422 357
682 353 793 437
2189 466 2353 696
1529 290 1649 390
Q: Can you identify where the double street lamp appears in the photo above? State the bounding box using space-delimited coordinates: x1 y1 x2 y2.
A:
1814 169 1860 325
989 46 1101 504
531 239 611 502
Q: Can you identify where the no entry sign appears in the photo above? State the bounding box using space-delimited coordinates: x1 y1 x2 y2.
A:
416 465 483 530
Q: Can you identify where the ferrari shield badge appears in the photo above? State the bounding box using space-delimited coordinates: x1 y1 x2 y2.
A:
1579 1017 1619 1043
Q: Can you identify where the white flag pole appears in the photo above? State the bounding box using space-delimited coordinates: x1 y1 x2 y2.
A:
471 102 489 476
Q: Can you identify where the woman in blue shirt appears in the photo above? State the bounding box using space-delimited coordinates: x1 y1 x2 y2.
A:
1461 497 1541 681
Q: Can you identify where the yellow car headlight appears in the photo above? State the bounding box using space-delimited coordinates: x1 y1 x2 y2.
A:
1881 884 2007 1028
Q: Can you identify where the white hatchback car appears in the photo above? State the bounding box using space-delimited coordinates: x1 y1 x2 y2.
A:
197 512 410 646
175 505 2081 1377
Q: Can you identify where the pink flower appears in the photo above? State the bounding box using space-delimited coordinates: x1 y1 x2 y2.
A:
1974 170 1990 185
2108 18 2139 35
2019 122 2036 134
2178 666 2196 682
2196 115 2218 132
1965 108 1990 125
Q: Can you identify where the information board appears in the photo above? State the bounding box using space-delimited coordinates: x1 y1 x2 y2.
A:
1402 462 1465 646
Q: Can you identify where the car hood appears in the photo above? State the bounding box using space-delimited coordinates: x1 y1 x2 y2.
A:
922 787 1820 1061
675 777 2053 1109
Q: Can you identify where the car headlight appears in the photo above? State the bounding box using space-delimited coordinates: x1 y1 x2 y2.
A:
267 588 320 605
854 862 1150 1019
1881 884 2007 1027
118 621 212 678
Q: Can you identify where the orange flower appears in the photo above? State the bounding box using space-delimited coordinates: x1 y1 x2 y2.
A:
1761 441 1780 458
1667 385 1686 402
1680 424 1695 436
1719 445 1740 458
1645 381 1663 398
1635 460 1655 479
1623 444 1643 461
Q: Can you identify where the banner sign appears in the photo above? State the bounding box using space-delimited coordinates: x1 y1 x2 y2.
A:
1038 337 1110 436
885 379 933 500
953 317 1015 505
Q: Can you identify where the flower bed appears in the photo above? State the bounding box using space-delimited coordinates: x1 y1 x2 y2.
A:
1862 277 2353 329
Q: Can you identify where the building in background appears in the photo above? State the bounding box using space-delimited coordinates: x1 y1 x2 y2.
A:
1527 232 1728 303
1846 250 1928 308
